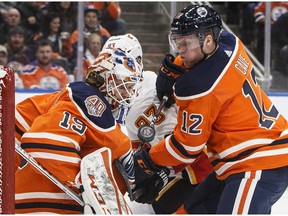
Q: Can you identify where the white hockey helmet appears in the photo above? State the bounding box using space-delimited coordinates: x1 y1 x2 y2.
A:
103 33 143 69
86 48 143 109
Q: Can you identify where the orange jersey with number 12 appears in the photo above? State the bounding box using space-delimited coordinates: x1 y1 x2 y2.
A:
150 31 288 180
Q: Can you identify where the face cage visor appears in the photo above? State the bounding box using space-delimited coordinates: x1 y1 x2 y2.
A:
106 72 142 108
168 32 202 53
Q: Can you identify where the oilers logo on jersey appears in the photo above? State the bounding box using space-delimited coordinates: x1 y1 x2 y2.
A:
85 95 107 117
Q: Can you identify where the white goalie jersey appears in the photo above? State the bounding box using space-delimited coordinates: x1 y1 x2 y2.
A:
125 71 178 147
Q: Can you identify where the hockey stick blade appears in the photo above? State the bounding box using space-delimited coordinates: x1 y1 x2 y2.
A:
115 159 144 201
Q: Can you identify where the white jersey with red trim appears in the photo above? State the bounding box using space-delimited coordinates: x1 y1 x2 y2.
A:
125 71 212 185
125 71 178 146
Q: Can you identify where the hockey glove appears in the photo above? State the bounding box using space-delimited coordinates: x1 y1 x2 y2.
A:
156 54 186 108
135 170 169 204
133 149 170 204
133 149 166 183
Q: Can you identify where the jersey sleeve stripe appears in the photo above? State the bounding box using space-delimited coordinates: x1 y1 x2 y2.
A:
215 148 288 176
217 138 274 159
15 109 30 131
16 192 75 200
29 152 81 164
165 136 195 163
170 135 202 158
280 128 288 136
15 202 82 212
22 143 78 153
22 132 80 151
15 124 24 137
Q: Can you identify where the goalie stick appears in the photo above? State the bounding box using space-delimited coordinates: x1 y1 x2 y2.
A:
15 144 84 206
114 159 144 201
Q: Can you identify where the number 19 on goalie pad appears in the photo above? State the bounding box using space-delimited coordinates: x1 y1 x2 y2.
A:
81 147 132 214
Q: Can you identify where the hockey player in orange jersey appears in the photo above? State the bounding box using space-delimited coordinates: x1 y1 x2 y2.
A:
132 4 288 214
15 48 143 214
14 33 143 171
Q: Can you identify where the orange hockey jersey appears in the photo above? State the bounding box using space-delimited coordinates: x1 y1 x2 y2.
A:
20 62 69 89
15 82 131 214
15 92 59 170
150 31 288 180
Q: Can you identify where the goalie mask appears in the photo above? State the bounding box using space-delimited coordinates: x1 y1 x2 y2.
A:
86 49 143 110
103 33 143 69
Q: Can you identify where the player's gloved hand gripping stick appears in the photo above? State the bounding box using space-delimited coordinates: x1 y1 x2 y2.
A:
129 96 171 204
115 96 168 203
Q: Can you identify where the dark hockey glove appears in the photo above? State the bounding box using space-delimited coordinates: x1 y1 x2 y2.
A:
133 149 165 183
156 54 186 108
133 150 170 204
135 169 169 204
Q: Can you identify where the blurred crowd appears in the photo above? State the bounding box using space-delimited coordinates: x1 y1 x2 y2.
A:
4 2 288 90
0 2 125 90
226 2 288 75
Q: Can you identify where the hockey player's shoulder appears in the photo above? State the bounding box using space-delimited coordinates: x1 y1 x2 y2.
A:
175 33 237 98
68 82 115 129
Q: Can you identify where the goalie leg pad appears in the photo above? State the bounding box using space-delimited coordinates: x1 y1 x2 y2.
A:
81 147 132 214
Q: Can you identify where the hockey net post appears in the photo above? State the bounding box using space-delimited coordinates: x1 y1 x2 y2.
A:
0 66 15 214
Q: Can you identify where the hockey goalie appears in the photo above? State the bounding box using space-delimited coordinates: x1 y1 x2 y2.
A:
14 48 143 214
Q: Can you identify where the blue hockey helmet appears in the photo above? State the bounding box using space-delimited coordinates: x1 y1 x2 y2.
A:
169 4 223 49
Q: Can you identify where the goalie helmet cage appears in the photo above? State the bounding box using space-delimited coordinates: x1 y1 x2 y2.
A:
0 66 15 214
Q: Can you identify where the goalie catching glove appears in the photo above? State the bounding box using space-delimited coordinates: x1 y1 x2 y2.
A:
156 54 186 108
133 149 170 204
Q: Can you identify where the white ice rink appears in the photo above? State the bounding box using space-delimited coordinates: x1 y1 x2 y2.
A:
271 189 288 214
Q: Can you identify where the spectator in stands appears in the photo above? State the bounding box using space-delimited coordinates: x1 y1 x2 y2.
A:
47 2 77 34
15 2 44 37
73 32 103 79
0 44 25 89
0 3 16 24
70 5 110 47
34 12 73 74
69 5 110 71
0 43 25 88
4 26 34 67
0 7 21 44
254 2 288 63
0 44 7 66
86 2 126 36
84 32 103 65
20 40 69 90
